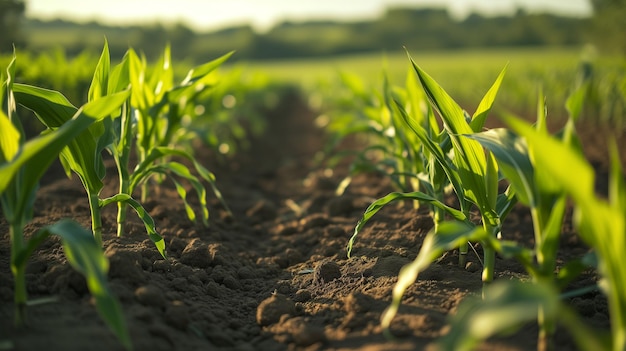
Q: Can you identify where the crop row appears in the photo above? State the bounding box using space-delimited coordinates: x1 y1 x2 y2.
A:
323 51 625 350
0 41 256 349
2 42 625 350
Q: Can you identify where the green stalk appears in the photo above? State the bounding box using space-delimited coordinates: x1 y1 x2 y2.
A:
114 100 134 237
9 221 26 326
530 205 560 351
458 241 469 268
88 192 103 247
537 291 556 349
116 163 129 237
481 246 495 283
481 220 497 288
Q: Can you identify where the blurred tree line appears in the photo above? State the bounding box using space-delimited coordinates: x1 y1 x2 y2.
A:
1 1 624 62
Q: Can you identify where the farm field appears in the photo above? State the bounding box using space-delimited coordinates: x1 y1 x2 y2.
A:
1 46 625 351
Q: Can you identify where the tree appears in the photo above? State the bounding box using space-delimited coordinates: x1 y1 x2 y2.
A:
0 0 25 52
590 0 626 54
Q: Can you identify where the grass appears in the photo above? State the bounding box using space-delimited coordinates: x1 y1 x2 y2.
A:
240 46 624 123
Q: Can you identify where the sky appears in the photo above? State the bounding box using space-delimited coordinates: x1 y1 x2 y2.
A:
26 0 593 32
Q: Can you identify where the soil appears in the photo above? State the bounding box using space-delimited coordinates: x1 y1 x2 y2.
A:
1 89 624 351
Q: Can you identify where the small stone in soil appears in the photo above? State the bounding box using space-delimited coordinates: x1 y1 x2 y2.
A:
256 294 296 326
284 317 326 347
135 285 166 309
164 301 189 330
246 199 277 222
465 261 480 273
294 289 312 302
343 292 374 313
179 238 211 268
313 260 342 284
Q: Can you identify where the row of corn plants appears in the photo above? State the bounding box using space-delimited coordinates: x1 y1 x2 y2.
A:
1 41 237 350
342 51 625 351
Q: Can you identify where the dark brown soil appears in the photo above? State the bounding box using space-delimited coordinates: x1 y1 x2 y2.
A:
1 90 623 351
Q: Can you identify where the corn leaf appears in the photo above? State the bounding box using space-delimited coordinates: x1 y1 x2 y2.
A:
15 87 130 194
181 51 234 85
348 191 468 257
465 128 535 206
149 44 174 101
99 194 166 259
131 146 231 217
438 280 607 351
502 114 595 203
408 55 491 213
470 65 507 133
0 95 127 215
0 109 19 163
40 219 132 350
12 83 77 128
381 221 486 334
88 39 110 101
0 55 20 163
137 162 209 226
393 100 466 208
565 80 588 122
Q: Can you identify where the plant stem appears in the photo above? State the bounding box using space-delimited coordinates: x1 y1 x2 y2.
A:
116 163 129 237
481 220 497 290
481 246 495 283
537 306 555 351
9 221 26 326
458 241 468 268
88 192 103 247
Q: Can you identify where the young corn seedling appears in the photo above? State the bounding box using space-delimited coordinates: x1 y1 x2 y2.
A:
438 108 624 351
322 71 428 196
349 54 515 280
115 46 233 236
505 115 626 351
348 55 525 338
12 42 166 258
438 280 608 351
463 81 592 349
1 54 131 350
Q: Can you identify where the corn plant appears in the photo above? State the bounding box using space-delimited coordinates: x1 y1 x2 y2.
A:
438 280 608 351
11 43 166 260
438 109 625 351
1 54 131 349
116 45 233 235
347 56 536 343
349 54 515 282
326 73 434 197
462 81 592 348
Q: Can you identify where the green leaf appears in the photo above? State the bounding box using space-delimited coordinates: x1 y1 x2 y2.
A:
381 221 486 334
439 281 557 351
438 280 607 351
12 83 78 127
137 162 209 226
88 39 110 102
0 108 19 163
131 146 231 218
470 64 507 132
40 219 132 350
408 54 491 213
565 81 588 122
108 52 131 94
0 100 121 219
393 100 466 208
99 194 166 259
181 51 234 85
348 191 468 257
149 44 174 101
465 128 535 206
502 114 595 204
